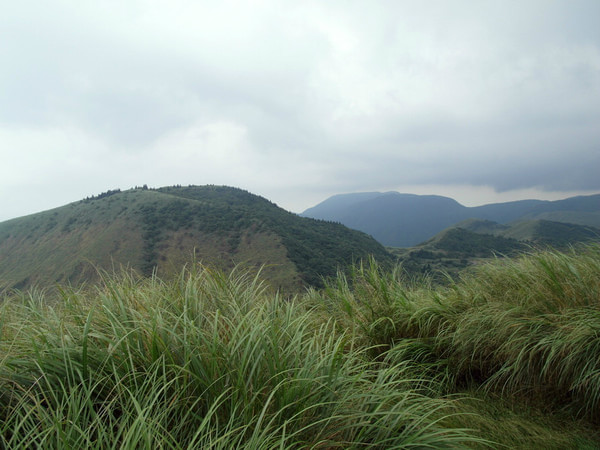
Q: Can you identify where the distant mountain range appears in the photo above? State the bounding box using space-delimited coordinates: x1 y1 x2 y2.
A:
302 192 600 247
0 186 392 291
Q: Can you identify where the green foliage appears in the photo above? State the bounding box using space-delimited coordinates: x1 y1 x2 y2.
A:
431 228 526 256
391 227 527 282
390 220 600 282
0 266 480 448
313 244 600 422
440 245 600 415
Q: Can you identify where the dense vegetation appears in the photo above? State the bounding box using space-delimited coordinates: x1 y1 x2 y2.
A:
501 219 600 248
390 220 600 281
152 186 393 285
390 227 528 280
1 244 600 447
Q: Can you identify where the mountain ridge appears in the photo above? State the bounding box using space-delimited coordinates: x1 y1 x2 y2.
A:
302 192 600 246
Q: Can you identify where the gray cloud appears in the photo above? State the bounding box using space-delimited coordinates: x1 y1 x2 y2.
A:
1 0 599 221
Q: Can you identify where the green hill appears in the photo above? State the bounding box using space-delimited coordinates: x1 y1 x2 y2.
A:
456 218 600 248
391 219 600 280
518 211 600 227
502 219 600 246
0 185 392 291
391 227 527 280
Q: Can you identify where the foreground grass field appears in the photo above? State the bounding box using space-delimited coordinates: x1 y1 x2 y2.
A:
1 245 600 448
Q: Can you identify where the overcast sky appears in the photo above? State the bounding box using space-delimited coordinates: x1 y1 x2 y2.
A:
1 0 599 221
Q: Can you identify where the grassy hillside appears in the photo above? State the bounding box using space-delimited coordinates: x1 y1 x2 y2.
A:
457 217 600 246
1 245 599 447
0 186 392 291
502 219 600 247
390 219 600 281
453 218 510 235
519 210 600 228
390 227 527 280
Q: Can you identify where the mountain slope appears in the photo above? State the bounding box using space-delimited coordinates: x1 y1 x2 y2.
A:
0 186 392 291
390 227 528 280
497 220 600 248
453 218 510 235
304 192 468 246
302 192 600 246
455 218 600 248
301 192 385 219
391 219 600 281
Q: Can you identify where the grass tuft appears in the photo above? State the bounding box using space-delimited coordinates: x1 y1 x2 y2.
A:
0 262 481 448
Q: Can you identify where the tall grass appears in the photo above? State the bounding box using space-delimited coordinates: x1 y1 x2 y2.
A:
444 245 600 416
0 265 480 448
3 244 600 447
312 244 600 420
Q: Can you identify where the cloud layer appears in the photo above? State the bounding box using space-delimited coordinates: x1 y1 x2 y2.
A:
1 0 599 220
